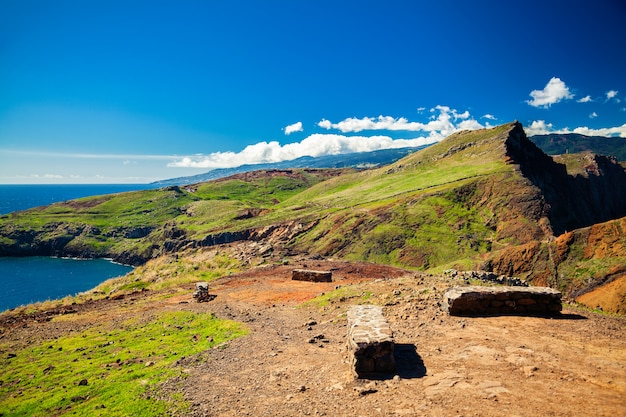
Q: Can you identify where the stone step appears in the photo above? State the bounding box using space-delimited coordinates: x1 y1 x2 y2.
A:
347 305 395 378
442 286 562 316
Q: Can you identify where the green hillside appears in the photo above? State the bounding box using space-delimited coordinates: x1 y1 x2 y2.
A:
0 124 517 268
2 121 626 300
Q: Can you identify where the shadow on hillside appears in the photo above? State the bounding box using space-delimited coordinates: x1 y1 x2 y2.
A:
395 344 426 379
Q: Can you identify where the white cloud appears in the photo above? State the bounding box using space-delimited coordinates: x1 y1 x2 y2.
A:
284 121 303 135
571 124 626 137
606 90 619 100
317 105 480 136
169 106 491 170
317 119 332 130
482 114 496 120
167 134 442 169
577 95 593 103
524 120 554 136
525 120 626 138
589 112 598 119
526 77 574 108
317 115 425 133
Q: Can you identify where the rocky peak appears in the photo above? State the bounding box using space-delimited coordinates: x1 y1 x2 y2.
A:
503 122 626 236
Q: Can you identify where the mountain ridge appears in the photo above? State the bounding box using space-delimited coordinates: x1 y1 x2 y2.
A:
1 121 625 312
151 146 426 187
530 132 626 161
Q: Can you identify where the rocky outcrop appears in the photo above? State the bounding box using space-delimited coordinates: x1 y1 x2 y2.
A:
505 122 626 235
444 269 527 286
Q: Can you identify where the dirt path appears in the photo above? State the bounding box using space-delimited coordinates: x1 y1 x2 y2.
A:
160 262 626 417
2 259 625 416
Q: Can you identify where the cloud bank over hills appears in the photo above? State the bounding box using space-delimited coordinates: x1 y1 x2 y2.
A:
168 106 487 169
168 78 625 171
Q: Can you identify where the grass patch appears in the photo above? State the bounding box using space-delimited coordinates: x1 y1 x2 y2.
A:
299 285 373 308
91 252 244 298
0 311 247 416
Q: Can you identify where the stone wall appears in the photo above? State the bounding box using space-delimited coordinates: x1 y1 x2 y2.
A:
444 269 528 287
347 305 395 378
292 269 332 282
442 286 562 316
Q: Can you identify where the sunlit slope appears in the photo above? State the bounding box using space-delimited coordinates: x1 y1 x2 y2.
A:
0 122 547 270
0 170 349 263
3 121 626 311
278 122 553 268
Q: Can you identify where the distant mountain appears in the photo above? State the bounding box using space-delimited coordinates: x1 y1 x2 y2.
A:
151 147 426 186
530 133 626 161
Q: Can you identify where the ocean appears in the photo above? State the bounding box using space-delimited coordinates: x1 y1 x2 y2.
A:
0 184 156 215
0 257 133 311
0 184 154 311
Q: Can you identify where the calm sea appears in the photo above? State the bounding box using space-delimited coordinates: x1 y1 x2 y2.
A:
0 184 157 215
0 184 155 311
0 257 133 311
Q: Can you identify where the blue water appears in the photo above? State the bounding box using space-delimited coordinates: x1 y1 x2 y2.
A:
0 257 133 311
0 184 152 311
0 184 157 215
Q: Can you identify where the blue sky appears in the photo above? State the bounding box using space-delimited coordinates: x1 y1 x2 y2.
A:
1 0 625 184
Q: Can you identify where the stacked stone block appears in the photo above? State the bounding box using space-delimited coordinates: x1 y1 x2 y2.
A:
442 286 562 316
292 269 332 282
347 305 395 378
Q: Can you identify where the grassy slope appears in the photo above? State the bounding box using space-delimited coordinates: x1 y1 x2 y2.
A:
1 122 624 297
0 123 542 271
0 310 247 416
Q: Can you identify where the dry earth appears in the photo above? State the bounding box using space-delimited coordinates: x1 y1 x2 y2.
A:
2 259 625 417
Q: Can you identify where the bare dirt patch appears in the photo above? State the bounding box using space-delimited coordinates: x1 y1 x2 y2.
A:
163 261 625 417
1 258 625 417
577 274 626 315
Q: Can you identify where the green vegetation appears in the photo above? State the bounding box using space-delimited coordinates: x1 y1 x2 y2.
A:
0 311 247 417
2 122 623 301
299 285 373 309
121 252 243 292
0 124 524 272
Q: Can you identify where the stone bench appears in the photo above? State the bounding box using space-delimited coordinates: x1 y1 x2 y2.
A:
292 269 332 282
442 286 562 316
347 305 395 378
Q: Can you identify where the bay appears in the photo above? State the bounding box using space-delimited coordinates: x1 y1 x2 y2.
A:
0 184 149 311
0 257 133 312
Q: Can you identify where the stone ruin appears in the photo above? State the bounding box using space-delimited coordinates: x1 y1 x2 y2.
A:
292 269 332 282
192 282 211 302
445 269 528 287
442 285 562 316
347 305 395 378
